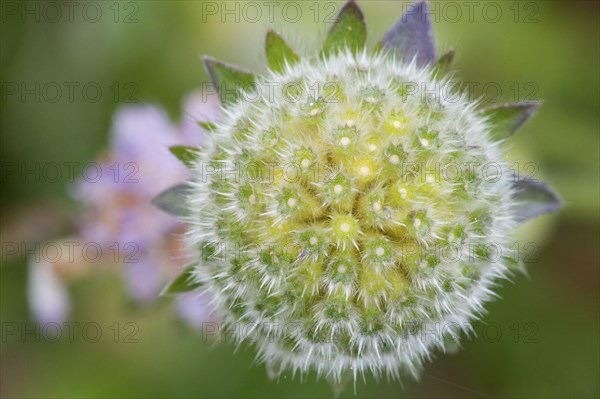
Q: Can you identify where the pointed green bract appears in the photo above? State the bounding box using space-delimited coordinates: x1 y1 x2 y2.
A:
433 48 455 76
204 56 256 106
512 179 561 223
373 41 383 55
199 121 216 132
266 30 300 73
322 0 366 56
484 102 540 141
151 183 192 217
161 265 202 295
381 0 436 65
169 146 200 169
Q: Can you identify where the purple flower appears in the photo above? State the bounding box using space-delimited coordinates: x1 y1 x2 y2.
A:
73 104 188 300
28 92 221 327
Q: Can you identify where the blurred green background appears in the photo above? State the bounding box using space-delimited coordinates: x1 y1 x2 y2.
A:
1 0 598 397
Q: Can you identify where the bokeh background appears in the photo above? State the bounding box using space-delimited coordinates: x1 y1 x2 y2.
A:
1 1 598 397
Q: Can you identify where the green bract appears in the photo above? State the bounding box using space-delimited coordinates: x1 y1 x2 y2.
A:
158 0 560 386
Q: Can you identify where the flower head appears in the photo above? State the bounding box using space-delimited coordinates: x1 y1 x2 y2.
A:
161 0 560 384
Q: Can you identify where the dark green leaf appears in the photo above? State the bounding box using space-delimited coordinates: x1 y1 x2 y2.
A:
322 0 366 56
484 102 540 141
161 265 202 295
266 29 300 73
512 179 561 223
151 183 192 217
381 0 436 65
203 56 256 106
169 146 200 169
